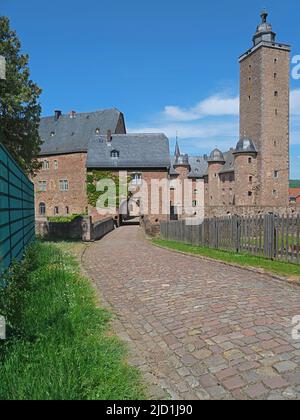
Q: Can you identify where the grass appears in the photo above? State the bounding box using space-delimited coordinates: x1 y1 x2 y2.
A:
153 239 300 278
0 242 145 400
47 214 82 223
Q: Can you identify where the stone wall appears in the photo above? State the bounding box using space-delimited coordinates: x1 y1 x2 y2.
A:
36 216 114 241
205 204 300 218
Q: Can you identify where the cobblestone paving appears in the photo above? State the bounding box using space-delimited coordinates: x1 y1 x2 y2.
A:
83 226 300 400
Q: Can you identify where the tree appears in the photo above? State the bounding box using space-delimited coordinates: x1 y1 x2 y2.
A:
0 16 42 174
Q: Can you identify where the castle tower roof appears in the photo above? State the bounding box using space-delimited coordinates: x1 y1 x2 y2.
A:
208 148 225 163
253 10 276 46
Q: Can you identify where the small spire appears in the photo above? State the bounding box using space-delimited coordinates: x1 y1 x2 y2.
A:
261 9 268 24
174 137 181 158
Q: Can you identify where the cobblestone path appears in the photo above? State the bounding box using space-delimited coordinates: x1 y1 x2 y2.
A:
83 226 300 400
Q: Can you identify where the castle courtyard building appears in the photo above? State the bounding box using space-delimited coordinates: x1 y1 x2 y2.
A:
33 11 293 223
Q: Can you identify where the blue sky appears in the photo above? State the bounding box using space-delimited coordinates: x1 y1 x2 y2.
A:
2 0 300 178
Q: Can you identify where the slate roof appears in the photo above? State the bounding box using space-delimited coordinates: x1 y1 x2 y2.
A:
38 108 124 156
188 156 208 178
219 150 235 174
87 134 170 169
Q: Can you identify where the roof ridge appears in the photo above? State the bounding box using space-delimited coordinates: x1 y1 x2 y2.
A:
41 108 121 119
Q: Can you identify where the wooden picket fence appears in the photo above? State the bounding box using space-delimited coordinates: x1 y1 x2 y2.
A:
0 144 35 273
160 213 300 264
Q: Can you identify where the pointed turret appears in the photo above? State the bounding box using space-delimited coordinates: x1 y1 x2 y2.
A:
174 140 181 158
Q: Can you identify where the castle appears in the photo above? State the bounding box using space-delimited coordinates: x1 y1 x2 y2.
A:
33 11 293 225
169 10 291 217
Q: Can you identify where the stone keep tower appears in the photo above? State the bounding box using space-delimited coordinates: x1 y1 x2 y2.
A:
239 11 290 206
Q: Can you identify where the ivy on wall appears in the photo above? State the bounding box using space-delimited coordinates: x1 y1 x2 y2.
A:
87 170 131 209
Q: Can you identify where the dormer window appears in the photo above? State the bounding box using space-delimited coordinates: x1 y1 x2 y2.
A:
111 150 119 159
50 131 55 137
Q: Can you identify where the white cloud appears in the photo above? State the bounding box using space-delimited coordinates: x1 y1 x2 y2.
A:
163 94 239 122
291 89 300 115
128 89 300 153
128 120 238 145
193 95 239 117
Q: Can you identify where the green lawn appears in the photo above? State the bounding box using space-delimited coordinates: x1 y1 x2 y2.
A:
0 242 145 400
153 239 300 278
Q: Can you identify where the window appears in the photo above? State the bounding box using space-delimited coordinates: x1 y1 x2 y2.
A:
59 180 69 191
192 200 197 207
273 189 278 197
54 160 58 170
248 96 251 101
274 91 278 97
249 176 253 183
66 206 69 214
274 140 277 147
38 181 47 192
274 58 278 64
248 191 253 197
110 150 119 159
275 109 278 116
54 206 59 215
50 131 55 137
95 128 100 135
249 77 251 81
194 189 197 193
131 173 142 185
274 170 279 178
42 160 49 170
39 202 46 216
248 157 252 164
274 73 277 79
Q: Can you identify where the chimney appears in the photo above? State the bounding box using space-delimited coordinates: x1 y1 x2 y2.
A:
107 130 112 142
54 110 62 121
69 110 76 119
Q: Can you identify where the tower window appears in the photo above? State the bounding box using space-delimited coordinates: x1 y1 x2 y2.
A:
248 191 253 197
39 202 46 216
274 73 277 79
248 96 251 101
274 91 278 97
249 77 251 81
42 160 50 170
38 181 47 192
110 150 119 159
274 170 279 178
66 206 69 214
272 189 278 197
274 58 278 64
249 176 253 183
274 140 277 147
275 109 278 116
248 157 252 164
131 173 142 185
249 64 252 69
59 180 69 191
